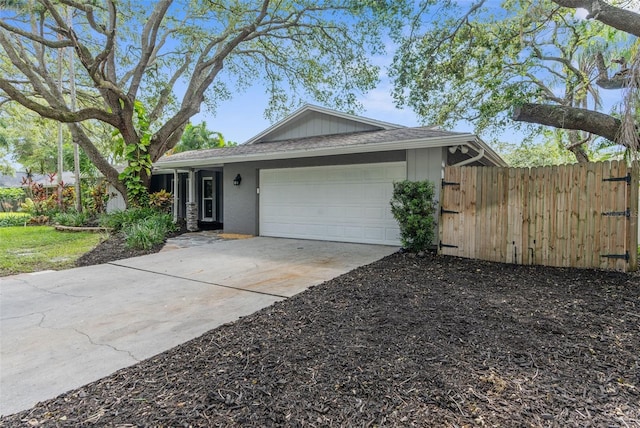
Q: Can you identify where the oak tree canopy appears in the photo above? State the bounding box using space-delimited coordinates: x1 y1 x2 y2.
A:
391 0 639 162
0 0 401 204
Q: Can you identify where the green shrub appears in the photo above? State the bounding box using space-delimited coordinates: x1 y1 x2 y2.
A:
0 187 25 212
0 187 25 202
123 218 165 250
390 180 437 252
152 211 177 233
101 208 176 250
0 213 31 227
99 207 157 231
85 182 108 214
53 210 89 227
20 196 58 218
149 190 173 213
122 212 175 250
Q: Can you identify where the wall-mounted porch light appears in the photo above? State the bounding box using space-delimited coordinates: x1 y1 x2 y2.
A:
233 174 242 186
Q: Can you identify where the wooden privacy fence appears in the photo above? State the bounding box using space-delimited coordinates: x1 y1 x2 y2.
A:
439 160 638 272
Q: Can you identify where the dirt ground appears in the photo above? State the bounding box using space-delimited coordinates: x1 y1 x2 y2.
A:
3 249 639 427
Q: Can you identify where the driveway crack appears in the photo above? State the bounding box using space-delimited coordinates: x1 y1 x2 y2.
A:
0 311 47 322
6 276 90 299
31 311 141 362
107 262 289 299
72 328 141 362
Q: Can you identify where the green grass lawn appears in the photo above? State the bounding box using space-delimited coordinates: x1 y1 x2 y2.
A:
0 226 105 276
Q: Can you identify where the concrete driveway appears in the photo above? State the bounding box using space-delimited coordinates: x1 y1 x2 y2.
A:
0 237 396 416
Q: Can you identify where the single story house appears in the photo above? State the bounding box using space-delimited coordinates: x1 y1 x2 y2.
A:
152 104 506 246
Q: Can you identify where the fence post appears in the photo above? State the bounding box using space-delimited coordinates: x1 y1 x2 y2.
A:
628 166 639 272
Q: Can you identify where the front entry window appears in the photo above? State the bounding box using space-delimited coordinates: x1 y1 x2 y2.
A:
202 177 214 221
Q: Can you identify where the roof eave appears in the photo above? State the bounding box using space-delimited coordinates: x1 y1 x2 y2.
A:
155 134 486 169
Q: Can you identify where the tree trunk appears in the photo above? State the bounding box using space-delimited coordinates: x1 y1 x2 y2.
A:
567 131 590 163
551 0 640 37
512 103 624 146
67 123 128 204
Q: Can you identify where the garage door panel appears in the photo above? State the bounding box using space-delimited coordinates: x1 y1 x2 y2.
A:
363 184 390 201
364 207 385 220
344 226 364 239
364 227 385 240
260 162 404 245
263 203 394 222
343 206 364 218
362 168 385 180
386 228 400 240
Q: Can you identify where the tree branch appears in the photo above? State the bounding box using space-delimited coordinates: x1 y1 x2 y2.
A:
531 45 582 78
512 102 626 145
55 0 111 35
151 0 272 157
0 20 72 48
524 72 567 104
148 52 191 123
128 0 173 98
0 78 119 126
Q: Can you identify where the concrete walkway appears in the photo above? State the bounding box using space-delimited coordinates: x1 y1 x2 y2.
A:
0 237 396 416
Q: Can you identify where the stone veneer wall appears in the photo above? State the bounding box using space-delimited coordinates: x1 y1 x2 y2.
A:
186 202 199 232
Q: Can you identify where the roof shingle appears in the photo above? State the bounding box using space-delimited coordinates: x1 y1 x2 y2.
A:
156 126 467 164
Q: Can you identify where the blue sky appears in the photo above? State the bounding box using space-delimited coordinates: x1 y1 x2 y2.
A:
198 100 411 145
187 1 629 146
190 57 428 145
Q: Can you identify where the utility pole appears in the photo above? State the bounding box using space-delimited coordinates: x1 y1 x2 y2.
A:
56 32 64 210
68 8 81 212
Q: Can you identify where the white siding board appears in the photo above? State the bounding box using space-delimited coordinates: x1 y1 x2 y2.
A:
106 186 126 213
263 112 381 142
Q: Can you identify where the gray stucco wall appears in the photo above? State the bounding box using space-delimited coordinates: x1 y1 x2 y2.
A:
222 151 406 235
407 147 446 245
407 147 445 201
222 163 259 235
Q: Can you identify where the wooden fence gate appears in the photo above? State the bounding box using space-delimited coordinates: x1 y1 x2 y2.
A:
439 160 638 272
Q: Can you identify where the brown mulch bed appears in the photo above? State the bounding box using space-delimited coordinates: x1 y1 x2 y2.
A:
3 252 639 427
75 222 187 266
74 232 165 267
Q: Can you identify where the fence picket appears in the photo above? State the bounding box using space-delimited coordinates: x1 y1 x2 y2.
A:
584 163 597 269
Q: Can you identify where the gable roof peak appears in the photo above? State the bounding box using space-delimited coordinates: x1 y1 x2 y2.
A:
243 103 404 145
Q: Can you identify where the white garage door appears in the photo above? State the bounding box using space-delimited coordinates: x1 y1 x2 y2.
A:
259 162 405 245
